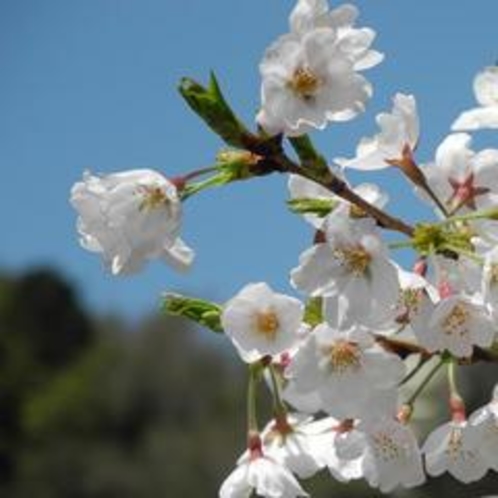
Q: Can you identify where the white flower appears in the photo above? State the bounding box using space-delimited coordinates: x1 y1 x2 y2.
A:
376 265 435 333
289 1 383 71
259 0 383 139
221 283 304 363
301 417 365 482
258 28 373 136
420 133 498 215
261 414 326 479
70 169 194 275
338 93 419 171
360 418 426 493
286 323 405 420
452 66 498 131
291 213 399 325
423 420 488 483
219 454 308 498
288 174 388 230
411 292 495 358
468 385 498 472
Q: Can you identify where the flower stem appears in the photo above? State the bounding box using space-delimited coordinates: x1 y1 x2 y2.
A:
180 174 227 200
448 360 466 421
440 207 498 225
268 363 288 423
405 357 445 407
389 240 414 250
247 363 261 434
443 244 484 264
423 183 450 218
447 360 460 399
182 165 221 182
399 355 426 386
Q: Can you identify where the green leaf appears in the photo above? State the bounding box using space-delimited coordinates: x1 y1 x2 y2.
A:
178 73 252 149
288 135 333 184
303 297 323 327
287 197 337 217
162 293 224 334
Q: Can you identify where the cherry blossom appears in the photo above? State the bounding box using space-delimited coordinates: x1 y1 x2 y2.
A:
468 385 498 472
421 133 498 215
221 283 304 363
423 420 489 483
411 292 495 358
258 27 373 136
288 174 388 229
338 93 419 171
219 453 309 498
286 323 405 419
291 212 400 325
70 169 193 275
359 418 426 493
261 413 327 479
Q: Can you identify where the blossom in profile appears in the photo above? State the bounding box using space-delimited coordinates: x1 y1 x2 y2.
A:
467 385 498 472
70 169 194 275
338 93 419 171
221 283 304 363
288 174 388 230
219 453 308 498
423 420 488 483
412 292 495 358
452 66 498 131
261 413 327 479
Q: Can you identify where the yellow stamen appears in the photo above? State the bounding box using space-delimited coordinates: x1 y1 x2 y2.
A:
288 67 321 100
326 341 361 373
334 246 372 276
442 303 469 338
138 185 168 211
255 311 280 341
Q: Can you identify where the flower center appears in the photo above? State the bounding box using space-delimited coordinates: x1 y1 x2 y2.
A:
395 288 422 324
372 432 401 462
446 427 463 459
334 246 372 276
447 173 490 211
138 185 168 211
255 311 280 341
288 67 322 100
326 340 361 373
442 303 470 338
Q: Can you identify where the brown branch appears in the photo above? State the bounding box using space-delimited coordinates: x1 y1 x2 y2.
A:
242 133 415 237
374 334 498 365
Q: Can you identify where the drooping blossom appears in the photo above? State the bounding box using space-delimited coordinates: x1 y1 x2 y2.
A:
338 93 419 171
71 169 194 275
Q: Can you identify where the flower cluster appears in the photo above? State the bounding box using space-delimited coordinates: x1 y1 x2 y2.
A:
70 0 498 496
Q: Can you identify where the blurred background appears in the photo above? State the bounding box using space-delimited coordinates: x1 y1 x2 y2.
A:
1 0 498 496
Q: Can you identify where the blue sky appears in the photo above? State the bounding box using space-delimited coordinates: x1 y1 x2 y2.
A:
2 0 498 318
